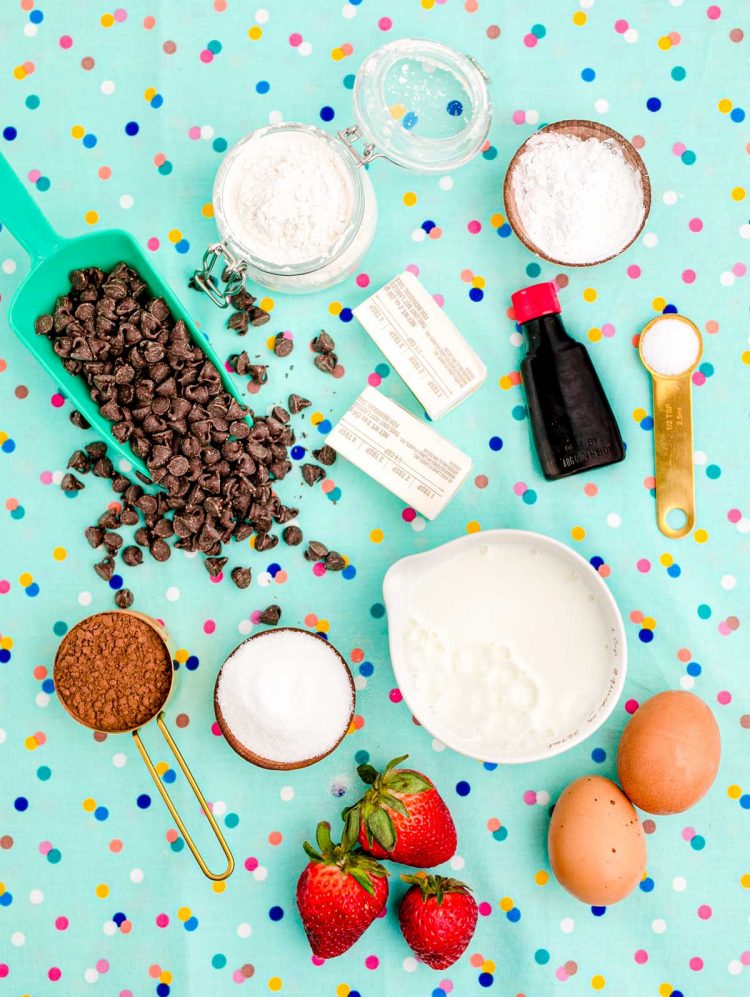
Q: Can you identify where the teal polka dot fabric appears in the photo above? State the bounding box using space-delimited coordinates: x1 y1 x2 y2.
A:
1 2 749 995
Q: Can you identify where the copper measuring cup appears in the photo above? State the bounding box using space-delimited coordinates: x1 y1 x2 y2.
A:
53 610 234 881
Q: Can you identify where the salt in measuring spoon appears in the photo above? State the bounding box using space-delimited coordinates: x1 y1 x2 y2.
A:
638 314 703 539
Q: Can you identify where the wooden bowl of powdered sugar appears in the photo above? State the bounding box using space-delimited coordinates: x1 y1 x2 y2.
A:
503 119 651 268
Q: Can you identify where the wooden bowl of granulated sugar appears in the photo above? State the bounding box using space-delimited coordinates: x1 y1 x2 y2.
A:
214 627 356 770
503 119 651 267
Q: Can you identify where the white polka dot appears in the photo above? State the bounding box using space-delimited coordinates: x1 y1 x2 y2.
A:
254 8 269 23
52 470 64 484
560 917 575 933
680 675 695 690
342 3 356 16
112 752 127 767
642 232 658 248
212 800 227 816
738 518 750 534
720 271 735 287
580 0 595 8
101 80 115 95
183 550 199 559
510 331 524 347
740 223 750 239
449 854 465 871
526 109 539 125
130 868 144 883
354 675 367 691
200 125 214 140
280 786 294 802
662 190 678 206
103 920 117 936
536 790 550 806
2 258 17 274
258 572 272 587
624 28 638 43
78 591 93 607
670 0 684 6
594 98 609 113
35 692 50 708
672 876 686 892
693 450 707 465
11 931 25 946
237 922 252 938
29 889 44 904
166 586 180 602
431 738 446 751
268 110 283 125
84 968 98 983
23 23 37 37
606 512 621 528
238 619 253 635
411 228 426 243
411 516 427 532
721 574 736 590
403 957 418 972
253 865 268 882
438 176 454 191
298 41 312 56
119 194 134 209
729 960 743 975
651 918 666 934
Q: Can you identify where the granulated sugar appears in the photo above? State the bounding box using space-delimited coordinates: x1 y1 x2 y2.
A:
511 131 645 265
216 629 354 764
640 317 701 376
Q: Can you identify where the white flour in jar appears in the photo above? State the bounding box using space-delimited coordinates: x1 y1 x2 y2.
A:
221 129 356 265
510 131 646 265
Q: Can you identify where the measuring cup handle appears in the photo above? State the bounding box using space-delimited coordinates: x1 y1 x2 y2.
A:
0 150 64 261
132 713 235 881
652 376 696 539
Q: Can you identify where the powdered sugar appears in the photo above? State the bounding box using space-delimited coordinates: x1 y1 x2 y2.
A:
510 131 646 265
640 316 701 376
216 629 354 764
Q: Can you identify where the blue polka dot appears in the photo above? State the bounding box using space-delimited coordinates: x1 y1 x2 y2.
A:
256 80 270 94
671 66 686 81
456 781 471 797
646 97 662 112
3 126 18 141
667 563 681 578
469 287 484 302
730 107 745 123
25 582 40 597
156 983 170 996
497 222 512 237
681 150 696 165
36 176 50 191
170 837 185 852
526 262 542 277
706 464 721 479
112 912 126 926
489 436 504 451
184 916 198 931
343 73 355 89
109 574 124 590
590 556 605 570
511 405 527 421
42 678 55 693
318 419 332 434
640 877 654 892
290 446 306 460
446 99 463 116
432 989 446 997
185 654 199 671
402 111 418 130
94 806 109 821
641 416 654 431
29 9 43 22
2 438 16 452
421 219 436 233
163 769 177 784
355 750 370 764
697 603 712 619
151 94 164 109
225 812 239 828
47 848 61 863
207 39 222 54
82 133 97 148
37 766 51 781
492 825 508 841
212 954 227 969
535 948 550 964
690 834 706 850
212 138 228 153
638 628 654 643
375 362 390 377
267 563 281 578
136 794 151 809
25 94 41 109
739 795 750 810
320 106 335 122
0 892 13 907
522 489 537 505
342 565 356 580
531 23 546 38
53 620 68 636
591 747 606 763
478 972 494 987
581 67 595 82
14 796 29 812
269 905 284 921
483 762 498 771
507 907 521 922
10 505 25 519
328 486 342 502
370 602 385 618
591 906 607 917
175 239 190 254
687 662 702 677
0 649 11 663
158 161 173 175
339 307 353 322
663 303 678 314
124 121 139 136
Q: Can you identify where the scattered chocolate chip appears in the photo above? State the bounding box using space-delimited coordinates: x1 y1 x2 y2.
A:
85 442 107 459
205 556 228 577
92 456 114 478
258 604 281 625
254 531 278 552
249 306 270 327
301 463 326 486
103 531 123 553
229 351 251 375
247 364 268 385
114 588 134 609
34 313 54 335
134 526 151 547
61 472 85 492
68 450 91 473
94 556 115 581
150 539 171 562
282 525 303 546
314 352 338 375
311 331 335 354
288 393 311 415
304 540 329 562
231 288 256 311
273 333 294 358
230 566 252 589
312 444 337 466
120 507 139 526
85 526 105 548
70 409 91 429
122 545 143 566
325 551 346 572
228 310 249 334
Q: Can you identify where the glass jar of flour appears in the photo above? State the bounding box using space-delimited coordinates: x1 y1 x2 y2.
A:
192 39 491 300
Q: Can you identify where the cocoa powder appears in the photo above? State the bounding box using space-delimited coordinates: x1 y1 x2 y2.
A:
54 612 173 732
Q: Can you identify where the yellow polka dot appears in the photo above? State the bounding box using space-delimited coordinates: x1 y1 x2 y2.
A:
84 210 99 226
632 407 647 422
370 529 384 544
472 275 486 290
331 47 344 61
403 191 417 207
174 648 189 664
731 187 746 202
587 327 602 343
160 972 173 985
83 798 97 813
572 11 587 25
694 529 708 543
718 98 733 114
52 547 67 561
155 761 169 776
328 301 343 316
201 202 214 218
389 103 406 120
248 25 263 40
490 212 505 228
659 553 673 567
13 65 27 80
268 978 282 992
591 976 606 991
642 617 656 630
95 883 109 898
24 736 38 750
499 896 513 912
421 0 435 9
212 880 226 893
466 520 481 534
100 13 115 28
728 785 742 800
19 572 33 587
336 985 350 997
259 297 274 312
168 229 182 244
657 36 672 50
534 870 549 886
0 636 12 650
582 288 597 302
659 985 672 997
0 883 5 895
316 619 330 633
499 375 512 390
266 334 277 350
310 411 324 426
482 960 496 973
177 906 191 922
71 124 85 140
742 351 750 366
740 873 750 888
652 296 666 311
144 87 156 101
571 526 586 542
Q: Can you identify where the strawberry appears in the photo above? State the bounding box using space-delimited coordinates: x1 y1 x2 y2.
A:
342 754 457 867
398 874 478 970
296 820 389 959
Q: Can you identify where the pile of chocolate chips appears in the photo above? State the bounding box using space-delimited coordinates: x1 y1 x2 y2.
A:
36 263 302 573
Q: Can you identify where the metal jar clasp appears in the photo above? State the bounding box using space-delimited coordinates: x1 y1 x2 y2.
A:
191 242 247 308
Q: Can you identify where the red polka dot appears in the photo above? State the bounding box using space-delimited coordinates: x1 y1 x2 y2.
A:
625 699 639 714
401 508 416 522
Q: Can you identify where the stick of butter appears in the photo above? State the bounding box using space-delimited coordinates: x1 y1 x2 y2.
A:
326 386 472 520
353 271 487 419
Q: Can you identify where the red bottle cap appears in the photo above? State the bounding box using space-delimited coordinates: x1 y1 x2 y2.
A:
511 282 561 325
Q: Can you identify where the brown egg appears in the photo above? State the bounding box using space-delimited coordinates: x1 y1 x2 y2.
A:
548 775 646 905
617 690 721 815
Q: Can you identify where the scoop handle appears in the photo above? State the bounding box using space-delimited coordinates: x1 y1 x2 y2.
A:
132 712 235 881
0 150 64 261
652 374 695 539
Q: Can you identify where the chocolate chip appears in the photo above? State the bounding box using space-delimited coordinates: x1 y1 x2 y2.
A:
92 456 114 478
288 394 311 415
168 455 189 477
68 450 91 473
85 442 107 459
254 531 278 552
301 463 326 486
304 540 329 562
229 351 251 375
249 306 270 327
314 352 338 375
70 409 91 430
311 331 335 354
150 539 171 562
103 531 123 552
85 525 105 548
247 364 268 385
34 314 54 335
134 526 151 547
312 444 337 466
122 545 143 566
94 556 115 581
231 288 256 311
120 507 139 526
325 551 346 571
275 505 299 524
61 472 85 492
230 566 252 589
282 525 303 546
205 556 228 577
258 604 281 625
273 333 294 358
227 310 249 334
114 588 134 609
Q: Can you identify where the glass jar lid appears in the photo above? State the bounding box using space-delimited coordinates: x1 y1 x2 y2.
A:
352 38 491 173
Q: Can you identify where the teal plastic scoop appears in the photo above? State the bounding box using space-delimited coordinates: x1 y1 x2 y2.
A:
0 151 247 482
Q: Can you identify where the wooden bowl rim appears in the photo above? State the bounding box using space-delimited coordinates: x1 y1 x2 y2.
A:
213 626 356 771
503 118 652 268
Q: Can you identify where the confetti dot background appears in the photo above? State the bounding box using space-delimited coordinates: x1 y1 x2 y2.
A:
0 2 749 995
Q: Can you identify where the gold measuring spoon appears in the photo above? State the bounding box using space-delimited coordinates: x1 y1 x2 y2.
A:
638 315 703 539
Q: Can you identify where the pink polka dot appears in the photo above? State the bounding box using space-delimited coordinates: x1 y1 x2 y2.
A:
114 8 127 21
203 619 216 634
188 126 201 140
312 562 326 577
706 5 721 20
556 967 569 981
0 581 9 594
244 856 259 871
717 690 732 704
467 220 482 234
378 17 392 30
50 393 65 408
433 293 445 307
40 471 53 484
156 913 169 927
209 572 224 584
55 916 69 930
200 50 213 63
365 956 379 970
355 273 370 288
634 949 649 964
733 262 747 276
402 507 416 522
389 688 403 703
682 269 696 283
523 790 537 805
673 142 687 156
602 323 615 337
478 901 492 916
512 109 526 124
682 826 695 841
96 960 110 973
59 35 73 49
405 263 419 276
311 956 325 967
440 982 453 993
39 840 52 855
637 559 651 573
741 952 750 966
0 965 8 978
48 968 62 981
669 31 682 45
690 957 704 971
625 699 639 714
692 371 706 386
147 237 160 251
524 33 538 47
232 970 245 983
320 478 335 494
28 169 41 183
728 508 742 523
513 481 527 496
697 904 712 919
615 19 629 33
211 721 222 736
289 33 302 47
341 43 354 56
367 373 382 387
689 217 703 232
627 264 641 279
